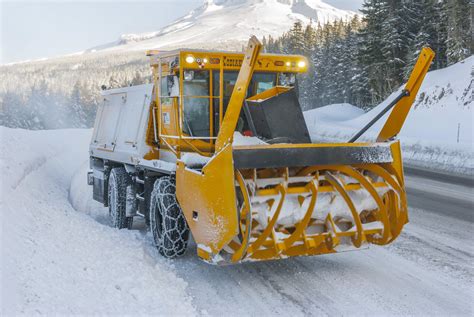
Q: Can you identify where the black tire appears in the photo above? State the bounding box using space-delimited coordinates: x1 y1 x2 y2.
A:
108 167 134 229
150 176 189 258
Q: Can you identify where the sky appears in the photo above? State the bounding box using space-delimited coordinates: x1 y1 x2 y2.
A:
0 0 363 64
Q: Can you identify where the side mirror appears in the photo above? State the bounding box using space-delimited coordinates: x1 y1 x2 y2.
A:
167 75 180 97
184 70 194 81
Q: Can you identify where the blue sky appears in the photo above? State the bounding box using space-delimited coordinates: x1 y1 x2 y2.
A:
0 0 363 64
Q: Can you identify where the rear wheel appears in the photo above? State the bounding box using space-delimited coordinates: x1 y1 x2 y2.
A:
150 176 189 258
108 167 134 229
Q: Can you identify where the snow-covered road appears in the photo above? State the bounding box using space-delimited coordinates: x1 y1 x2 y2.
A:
1 127 472 315
404 168 473 223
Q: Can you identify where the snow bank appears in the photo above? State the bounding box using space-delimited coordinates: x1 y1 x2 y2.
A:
252 186 389 228
181 152 211 168
304 57 474 175
305 103 365 124
0 127 196 315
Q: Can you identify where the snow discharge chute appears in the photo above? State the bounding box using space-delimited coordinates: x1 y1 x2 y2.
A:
89 36 434 264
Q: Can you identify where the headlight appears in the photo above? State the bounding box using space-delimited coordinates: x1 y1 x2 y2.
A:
297 60 306 68
185 56 195 64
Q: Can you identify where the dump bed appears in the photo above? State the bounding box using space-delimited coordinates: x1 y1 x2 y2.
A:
90 84 154 164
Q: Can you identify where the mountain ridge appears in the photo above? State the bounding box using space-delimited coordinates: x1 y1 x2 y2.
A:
86 0 356 53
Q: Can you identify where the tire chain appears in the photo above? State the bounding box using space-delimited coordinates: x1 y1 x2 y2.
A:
151 176 189 258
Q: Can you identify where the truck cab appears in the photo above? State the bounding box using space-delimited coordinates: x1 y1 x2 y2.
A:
146 49 309 156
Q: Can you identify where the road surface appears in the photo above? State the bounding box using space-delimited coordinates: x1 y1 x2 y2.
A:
166 166 474 316
404 166 473 222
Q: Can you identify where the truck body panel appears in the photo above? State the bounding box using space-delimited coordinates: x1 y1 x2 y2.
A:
90 84 155 165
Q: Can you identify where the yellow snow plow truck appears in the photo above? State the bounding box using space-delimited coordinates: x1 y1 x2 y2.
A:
88 36 434 264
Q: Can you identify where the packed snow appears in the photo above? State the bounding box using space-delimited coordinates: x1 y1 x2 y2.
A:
252 186 390 228
304 56 474 175
180 152 211 168
1 126 473 315
232 131 268 146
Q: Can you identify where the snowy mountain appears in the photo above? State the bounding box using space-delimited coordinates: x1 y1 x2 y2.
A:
88 0 356 53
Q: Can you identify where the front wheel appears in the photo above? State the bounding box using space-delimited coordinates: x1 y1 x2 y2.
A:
150 176 189 258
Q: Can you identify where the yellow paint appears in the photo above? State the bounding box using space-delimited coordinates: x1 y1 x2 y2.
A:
215 36 262 151
175 144 238 254
148 50 308 73
377 47 435 142
246 86 292 102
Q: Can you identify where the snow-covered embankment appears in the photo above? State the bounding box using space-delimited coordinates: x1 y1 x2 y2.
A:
0 127 195 315
304 57 473 175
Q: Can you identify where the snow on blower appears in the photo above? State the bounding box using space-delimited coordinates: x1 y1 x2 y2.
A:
88 36 434 264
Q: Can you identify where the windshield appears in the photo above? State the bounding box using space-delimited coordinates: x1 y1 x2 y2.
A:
212 71 277 102
181 70 295 139
182 70 210 137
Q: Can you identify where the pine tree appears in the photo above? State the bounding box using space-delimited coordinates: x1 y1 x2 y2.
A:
404 0 439 78
108 76 120 89
357 0 389 105
0 92 22 128
70 81 88 128
131 71 144 86
287 21 305 55
435 0 449 69
303 21 317 55
445 0 471 65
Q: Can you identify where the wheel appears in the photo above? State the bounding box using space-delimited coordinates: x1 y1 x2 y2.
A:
108 167 134 229
150 176 189 258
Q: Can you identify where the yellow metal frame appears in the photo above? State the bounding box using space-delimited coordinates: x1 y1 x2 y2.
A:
147 38 433 264
216 36 262 151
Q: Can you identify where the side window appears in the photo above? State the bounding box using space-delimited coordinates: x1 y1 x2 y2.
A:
211 71 277 136
212 71 238 135
250 73 276 96
182 70 210 137
160 76 171 105
223 72 238 98
279 72 296 87
215 71 238 112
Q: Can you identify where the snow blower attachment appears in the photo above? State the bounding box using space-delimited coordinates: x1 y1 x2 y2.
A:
89 36 434 264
